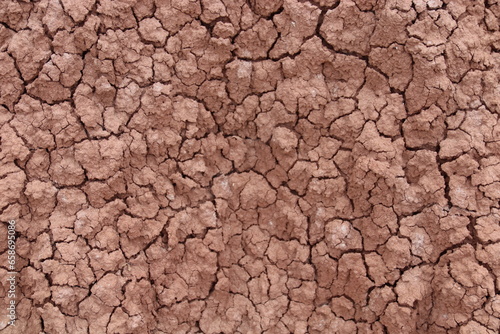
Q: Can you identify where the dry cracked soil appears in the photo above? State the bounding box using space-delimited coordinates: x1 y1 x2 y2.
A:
1 0 500 333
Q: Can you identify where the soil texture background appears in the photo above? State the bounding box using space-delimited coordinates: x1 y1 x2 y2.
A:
1 0 500 333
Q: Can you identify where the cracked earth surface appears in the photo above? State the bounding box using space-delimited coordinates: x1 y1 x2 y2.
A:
1 0 500 333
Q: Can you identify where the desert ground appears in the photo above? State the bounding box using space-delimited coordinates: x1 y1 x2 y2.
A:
1 0 500 333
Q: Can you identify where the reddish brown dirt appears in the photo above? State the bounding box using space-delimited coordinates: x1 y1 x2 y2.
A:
1 0 500 333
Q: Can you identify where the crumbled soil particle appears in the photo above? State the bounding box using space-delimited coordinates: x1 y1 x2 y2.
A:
0 0 500 333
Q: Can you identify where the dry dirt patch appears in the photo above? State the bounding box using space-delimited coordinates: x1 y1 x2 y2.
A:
1 0 500 333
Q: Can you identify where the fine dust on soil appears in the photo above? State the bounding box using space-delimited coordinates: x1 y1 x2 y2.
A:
1 0 500 333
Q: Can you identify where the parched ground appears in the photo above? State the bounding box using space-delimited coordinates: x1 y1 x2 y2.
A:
1 0 500 333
